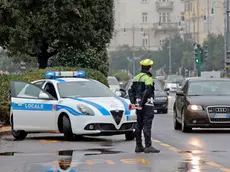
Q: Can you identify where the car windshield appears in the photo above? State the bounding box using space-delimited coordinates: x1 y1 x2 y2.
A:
108 77 119 85
57 81 115 98
187 80 230 96
168 75 183 83
127 80 162 91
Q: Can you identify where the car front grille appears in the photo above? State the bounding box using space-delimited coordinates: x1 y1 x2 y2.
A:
110 110 124 125
207 106 230 123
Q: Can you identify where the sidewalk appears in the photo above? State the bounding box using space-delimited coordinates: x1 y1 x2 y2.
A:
0 126 11 136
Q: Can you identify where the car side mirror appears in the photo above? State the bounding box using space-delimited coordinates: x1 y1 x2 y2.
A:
39 92 50 99
115 90 122 97
176 90 185 96
164 88 170 92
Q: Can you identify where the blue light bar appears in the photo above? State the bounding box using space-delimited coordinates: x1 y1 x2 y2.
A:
73 71 86 77
45 71 86 79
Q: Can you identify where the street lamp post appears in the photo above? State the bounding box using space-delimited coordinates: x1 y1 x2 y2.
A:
124 22 136 76
211 0 228 76
124 22 153 76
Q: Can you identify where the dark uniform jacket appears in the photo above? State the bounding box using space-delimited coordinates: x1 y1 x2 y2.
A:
128 70 155 107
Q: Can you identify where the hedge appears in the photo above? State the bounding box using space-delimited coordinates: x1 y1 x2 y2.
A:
0 66 108 124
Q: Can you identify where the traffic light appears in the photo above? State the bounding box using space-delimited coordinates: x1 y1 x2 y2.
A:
194 44 203 64
185 69 189 77
203 45 208 60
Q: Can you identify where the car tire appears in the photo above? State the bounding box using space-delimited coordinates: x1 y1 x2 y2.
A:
63 115 74 141
173 107 181 130
11 115 27 141
181 108 192 133
161 109 168 114
125 131 135 140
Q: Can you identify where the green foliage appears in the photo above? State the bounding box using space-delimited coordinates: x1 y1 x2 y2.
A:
202 34 224 71
0 67 108 123
48 47 109 76
109 45 150 73
109 70 130 81
150 34 194 74
181 51 194 71
0 0 114 69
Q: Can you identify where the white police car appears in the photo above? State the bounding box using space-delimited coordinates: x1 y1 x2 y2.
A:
10 71 137 141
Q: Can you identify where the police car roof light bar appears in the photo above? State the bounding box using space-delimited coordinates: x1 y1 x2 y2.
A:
45 71 86 79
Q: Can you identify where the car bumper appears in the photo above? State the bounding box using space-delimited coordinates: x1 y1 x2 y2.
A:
70 115 137 135
185 110 230 128
154 101 168 110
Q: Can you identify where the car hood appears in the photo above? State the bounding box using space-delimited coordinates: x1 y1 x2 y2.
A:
62 97 131 115
187 96 230 106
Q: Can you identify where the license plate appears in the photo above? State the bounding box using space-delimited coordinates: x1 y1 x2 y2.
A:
126 116 137 121
214 113 229 118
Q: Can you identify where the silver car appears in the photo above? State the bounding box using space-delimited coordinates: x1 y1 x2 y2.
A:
164 75 184 92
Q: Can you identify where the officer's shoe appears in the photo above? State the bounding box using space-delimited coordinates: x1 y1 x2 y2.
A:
144 146 160 153
135 146 144 153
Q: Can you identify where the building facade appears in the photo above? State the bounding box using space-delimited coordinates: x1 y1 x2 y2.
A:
108 0 185 52
183 0 224 44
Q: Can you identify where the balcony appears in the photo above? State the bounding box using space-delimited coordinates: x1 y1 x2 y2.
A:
153 22 180 31
156 1 173 11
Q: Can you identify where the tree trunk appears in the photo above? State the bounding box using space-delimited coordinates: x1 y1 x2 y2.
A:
37 54 49 69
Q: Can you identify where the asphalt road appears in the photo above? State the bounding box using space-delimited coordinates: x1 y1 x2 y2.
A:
1 94 230 172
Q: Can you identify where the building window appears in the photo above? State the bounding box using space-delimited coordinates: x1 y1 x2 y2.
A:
159 13 170 23
142 12 148 23
141 0 148 2
143 37 148 46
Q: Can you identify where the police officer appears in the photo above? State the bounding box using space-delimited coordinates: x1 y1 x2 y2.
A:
128 58 160 153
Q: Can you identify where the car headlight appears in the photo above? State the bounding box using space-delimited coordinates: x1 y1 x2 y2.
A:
155 96 168 101
188 105 203 111
77 104 95 116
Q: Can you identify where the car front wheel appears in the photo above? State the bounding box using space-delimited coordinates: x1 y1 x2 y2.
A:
11 115 27 141
125 131 135 140
173 108 181 130
181 108 192 133
63 115 74 141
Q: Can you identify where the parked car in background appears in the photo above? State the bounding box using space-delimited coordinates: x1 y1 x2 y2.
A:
164 75 184 92
107 76 120 92
125 79 169 114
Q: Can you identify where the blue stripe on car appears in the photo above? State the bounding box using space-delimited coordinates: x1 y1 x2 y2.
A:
56 105 84 116
115 96 131 115
11 102 85 116
11 103 53 111
72 98 111 116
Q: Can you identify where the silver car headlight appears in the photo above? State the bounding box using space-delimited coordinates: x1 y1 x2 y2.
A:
155 96 168 101
77 104 95 116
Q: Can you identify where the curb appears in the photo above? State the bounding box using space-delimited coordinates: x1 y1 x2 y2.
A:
0 126 11 137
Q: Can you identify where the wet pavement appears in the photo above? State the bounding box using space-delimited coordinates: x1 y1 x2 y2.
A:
0 94 230 172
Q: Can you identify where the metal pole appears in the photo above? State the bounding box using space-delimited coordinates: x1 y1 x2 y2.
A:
224 0 227 76
227 0 230 51
207 0 210 33
169 35 172 74
132 22 136 76
193 4 197 75
197 0 200 43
